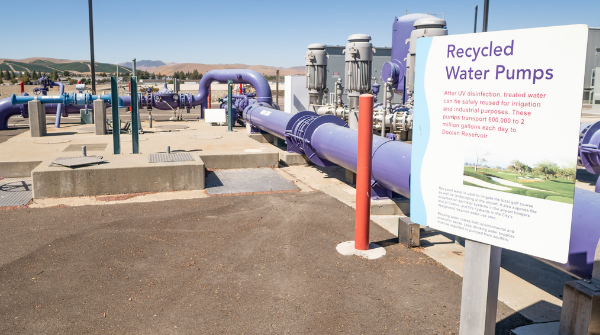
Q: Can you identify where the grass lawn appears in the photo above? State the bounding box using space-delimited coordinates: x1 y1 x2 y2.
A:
463 166 574 204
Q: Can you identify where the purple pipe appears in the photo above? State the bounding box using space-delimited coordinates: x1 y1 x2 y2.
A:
243 103 289 139
0 98 25 130
192 69 273 107
244 104 600 278
53 82 64 128
381 13 436 94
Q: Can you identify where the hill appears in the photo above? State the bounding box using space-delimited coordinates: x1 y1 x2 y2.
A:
0 57 304 77
119 60 166 69
0 57 131 74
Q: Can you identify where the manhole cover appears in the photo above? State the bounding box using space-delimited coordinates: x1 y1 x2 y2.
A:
63 143 107 152
33 139 71 144
50 156 106 168
0 178 33 207
205 168 298 195
149 153 195 163
190 135 222 140
155 125 189 130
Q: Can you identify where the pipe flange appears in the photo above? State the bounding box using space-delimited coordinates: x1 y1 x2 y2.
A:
285 111 319 155
303 115 348 167
580 120 600 174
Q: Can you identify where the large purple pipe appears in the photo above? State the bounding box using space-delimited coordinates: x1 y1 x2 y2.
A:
244 105 600 278
192 69 273 106
381 14 435 94
0 98 25 130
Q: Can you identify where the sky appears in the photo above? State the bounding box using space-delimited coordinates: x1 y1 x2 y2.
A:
0 0 599 68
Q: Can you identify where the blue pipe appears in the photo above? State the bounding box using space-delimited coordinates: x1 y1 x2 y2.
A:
54 82 64 128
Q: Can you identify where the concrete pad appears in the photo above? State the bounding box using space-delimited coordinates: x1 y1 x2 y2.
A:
370 197 410 215
0 161 42 177
32 153 204 198
279 151 310 166
200 153 279 169
512 322 559 335
247 132 274 143
336 241 386 259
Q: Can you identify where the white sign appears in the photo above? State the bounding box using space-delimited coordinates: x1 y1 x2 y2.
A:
410 25 588 263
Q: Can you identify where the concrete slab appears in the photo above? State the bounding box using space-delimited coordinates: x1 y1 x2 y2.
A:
371 197 410 216
32 153 205 198
279 151 310 166
0 161 42 178
512 321 559 335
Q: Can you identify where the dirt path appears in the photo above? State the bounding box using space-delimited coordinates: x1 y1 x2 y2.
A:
0 191 523 334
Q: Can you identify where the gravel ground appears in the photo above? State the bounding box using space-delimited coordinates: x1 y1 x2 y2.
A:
0 191 526 334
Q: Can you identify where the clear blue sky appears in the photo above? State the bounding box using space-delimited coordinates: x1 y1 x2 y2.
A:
1 0 598 68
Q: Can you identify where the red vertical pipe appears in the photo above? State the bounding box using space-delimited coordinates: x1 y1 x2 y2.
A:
128 82 131 92
20 82 24 94
208 86 212 109
355 94 374 250
239 83 242 94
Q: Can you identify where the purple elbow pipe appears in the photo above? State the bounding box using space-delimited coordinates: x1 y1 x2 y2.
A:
192 69 273 107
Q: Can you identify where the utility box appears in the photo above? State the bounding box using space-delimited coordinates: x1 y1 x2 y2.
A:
80 109 94 124
284 75 309 114
205 109 226 125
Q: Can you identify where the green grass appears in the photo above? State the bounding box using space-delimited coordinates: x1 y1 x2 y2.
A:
463 166 574 204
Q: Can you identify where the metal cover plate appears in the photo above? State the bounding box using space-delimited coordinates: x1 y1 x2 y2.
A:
205 168 298 195
50 156 106 168
63 143 107 152
0 178 33 207
148 153 194 163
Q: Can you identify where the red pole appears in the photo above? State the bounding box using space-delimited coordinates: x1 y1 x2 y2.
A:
354 94 374 250
239 83 242 94
20 81 24 94
208 86 211 109
128 81 131 92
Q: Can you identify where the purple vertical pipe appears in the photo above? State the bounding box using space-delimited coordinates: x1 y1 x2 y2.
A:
54 82 64 128
381 14 436 93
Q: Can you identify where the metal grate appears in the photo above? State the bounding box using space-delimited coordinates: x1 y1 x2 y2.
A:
63 143 107 152
148 153 195 163
50 156 106 168
205 168 298 195
0 178 33 207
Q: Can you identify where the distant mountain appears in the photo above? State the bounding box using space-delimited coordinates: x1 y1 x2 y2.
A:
118 60 166 69
0 57 131 74
0 57 304 77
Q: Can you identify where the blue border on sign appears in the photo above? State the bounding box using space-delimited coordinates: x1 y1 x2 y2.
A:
409 37 433 226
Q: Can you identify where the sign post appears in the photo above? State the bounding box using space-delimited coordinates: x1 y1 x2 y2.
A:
410 25 589 334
